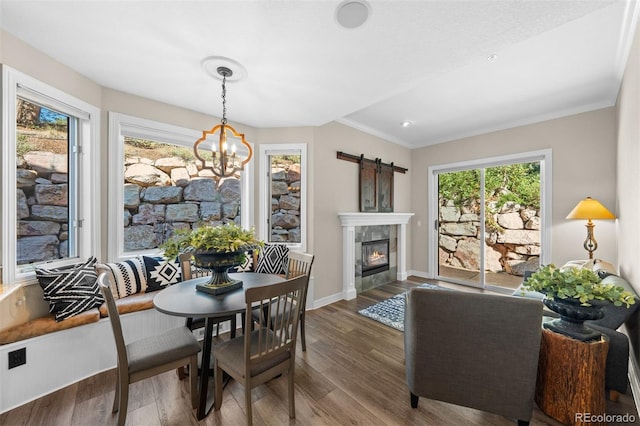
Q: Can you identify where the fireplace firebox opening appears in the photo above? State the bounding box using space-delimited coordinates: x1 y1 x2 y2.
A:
362 239 390 277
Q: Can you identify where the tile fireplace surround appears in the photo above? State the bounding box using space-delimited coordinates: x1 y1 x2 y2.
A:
338 212 414 300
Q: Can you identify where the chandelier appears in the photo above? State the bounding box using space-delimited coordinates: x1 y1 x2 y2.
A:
193 66 252 183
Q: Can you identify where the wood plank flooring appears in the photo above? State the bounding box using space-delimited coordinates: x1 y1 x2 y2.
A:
1 278 637 425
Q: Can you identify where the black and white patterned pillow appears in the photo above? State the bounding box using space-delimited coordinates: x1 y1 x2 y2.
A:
232 250 255 273
100 257 147 298
255 244 289 275
141 256 182 292
36 257 104 322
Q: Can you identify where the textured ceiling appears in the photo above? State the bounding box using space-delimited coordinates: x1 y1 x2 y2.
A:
1 0 637 148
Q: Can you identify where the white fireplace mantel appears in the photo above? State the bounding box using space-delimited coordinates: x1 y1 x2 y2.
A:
338 212 414 300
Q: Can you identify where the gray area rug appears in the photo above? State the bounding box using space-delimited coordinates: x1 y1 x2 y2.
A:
357 283 447 331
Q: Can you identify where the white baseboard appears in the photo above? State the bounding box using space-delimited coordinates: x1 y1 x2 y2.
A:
311 292 344 309
408 269 431 279
628 340 640 416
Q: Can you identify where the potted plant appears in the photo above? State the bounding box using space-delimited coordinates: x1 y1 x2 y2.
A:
161 222 263 294
522 264 635 341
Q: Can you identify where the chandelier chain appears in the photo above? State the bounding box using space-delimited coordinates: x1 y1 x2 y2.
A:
221 73 227 125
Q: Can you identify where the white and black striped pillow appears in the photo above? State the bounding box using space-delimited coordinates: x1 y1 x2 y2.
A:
101 257 147 298
36 257 104 322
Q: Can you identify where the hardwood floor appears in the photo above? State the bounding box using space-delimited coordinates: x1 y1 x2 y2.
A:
1 278 637 425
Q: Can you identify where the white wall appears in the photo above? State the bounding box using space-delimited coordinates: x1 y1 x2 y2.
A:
409 108 618 275
616 15 640 365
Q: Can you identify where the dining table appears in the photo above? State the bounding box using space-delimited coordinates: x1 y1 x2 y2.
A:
153 271 285 420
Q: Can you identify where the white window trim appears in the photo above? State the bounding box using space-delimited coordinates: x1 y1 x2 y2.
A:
1 65 100 286
108 112 254 261
427 149 552 283
258 144 307 251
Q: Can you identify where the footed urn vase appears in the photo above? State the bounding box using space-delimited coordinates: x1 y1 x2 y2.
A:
192 250 245 295
543 297 604 342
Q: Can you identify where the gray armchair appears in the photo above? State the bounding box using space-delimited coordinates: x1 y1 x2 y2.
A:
404 287 543 426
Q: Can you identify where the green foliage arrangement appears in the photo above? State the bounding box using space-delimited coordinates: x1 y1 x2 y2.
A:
522 264 635 307
161 222 263 260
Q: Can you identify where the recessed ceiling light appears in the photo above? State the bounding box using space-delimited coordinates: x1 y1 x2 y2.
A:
401 120 413 128
487 54 498 63
336 1 370 29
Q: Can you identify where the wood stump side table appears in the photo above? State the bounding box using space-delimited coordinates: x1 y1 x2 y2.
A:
535 326 609 426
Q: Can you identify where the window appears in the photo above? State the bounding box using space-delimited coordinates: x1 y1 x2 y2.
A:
259 144 307 250
428 150 552 292
1 66 100 284
108 113 253 260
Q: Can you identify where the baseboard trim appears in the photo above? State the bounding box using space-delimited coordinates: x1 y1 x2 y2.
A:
408 269 431 279
312 292 344 309
628 338 640 416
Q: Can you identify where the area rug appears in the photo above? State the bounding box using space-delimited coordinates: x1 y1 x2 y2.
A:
357 283 448 331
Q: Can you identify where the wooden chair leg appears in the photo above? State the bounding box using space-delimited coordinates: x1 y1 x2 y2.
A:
214 361 223 411
113 378 120 413
117 381 129 426
245 379 252 426
300 312 306 352
288 363 296 418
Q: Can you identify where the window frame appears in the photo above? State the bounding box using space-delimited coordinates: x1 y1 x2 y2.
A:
427 149 552 290
108 112 254 261
258 144 308 251
1 65 101 286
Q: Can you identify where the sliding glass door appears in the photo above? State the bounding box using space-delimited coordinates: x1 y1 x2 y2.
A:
432 152 549 291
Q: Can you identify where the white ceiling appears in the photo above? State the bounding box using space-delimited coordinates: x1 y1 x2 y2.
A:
1 0 637 148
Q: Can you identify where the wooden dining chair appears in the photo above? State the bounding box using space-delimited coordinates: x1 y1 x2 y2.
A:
250 251 314 350
284 251 314 350
98 273 201 426
213 275 307 425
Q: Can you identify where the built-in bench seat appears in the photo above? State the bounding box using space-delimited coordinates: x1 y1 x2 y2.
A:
0 292 157 345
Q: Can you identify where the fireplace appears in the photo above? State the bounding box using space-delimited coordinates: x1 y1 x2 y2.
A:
362 239 390 277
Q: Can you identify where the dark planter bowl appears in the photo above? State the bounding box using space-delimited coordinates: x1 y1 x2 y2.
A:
192 251 246 294
543 297 605 342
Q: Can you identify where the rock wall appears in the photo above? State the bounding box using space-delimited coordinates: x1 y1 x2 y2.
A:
438 200 540 276
122 156 242 251
17 151 305 259
269 163 302 243
17 151 70 263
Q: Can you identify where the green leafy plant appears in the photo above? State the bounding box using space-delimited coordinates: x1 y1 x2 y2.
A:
522 264 635 307
161 222 263 260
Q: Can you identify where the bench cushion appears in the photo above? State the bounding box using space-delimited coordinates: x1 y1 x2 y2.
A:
98 292 156 317
0 308 100 345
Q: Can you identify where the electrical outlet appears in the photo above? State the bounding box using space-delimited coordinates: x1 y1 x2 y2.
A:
8 347 26 369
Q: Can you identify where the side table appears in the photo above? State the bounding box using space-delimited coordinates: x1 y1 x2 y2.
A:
535 326 609 426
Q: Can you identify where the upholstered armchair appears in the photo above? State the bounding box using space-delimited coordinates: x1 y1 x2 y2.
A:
404 287 543 426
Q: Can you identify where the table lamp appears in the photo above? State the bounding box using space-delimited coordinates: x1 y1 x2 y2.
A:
566 197 616 259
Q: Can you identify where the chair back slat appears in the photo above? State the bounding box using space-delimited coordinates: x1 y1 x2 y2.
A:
244 275 307 364
97 273 129 371
285 251 314 280
179 252 212 279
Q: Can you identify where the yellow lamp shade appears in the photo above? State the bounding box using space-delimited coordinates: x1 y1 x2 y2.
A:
566 197 615 220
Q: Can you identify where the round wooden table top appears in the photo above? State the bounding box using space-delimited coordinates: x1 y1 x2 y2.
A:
153 272 285 318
